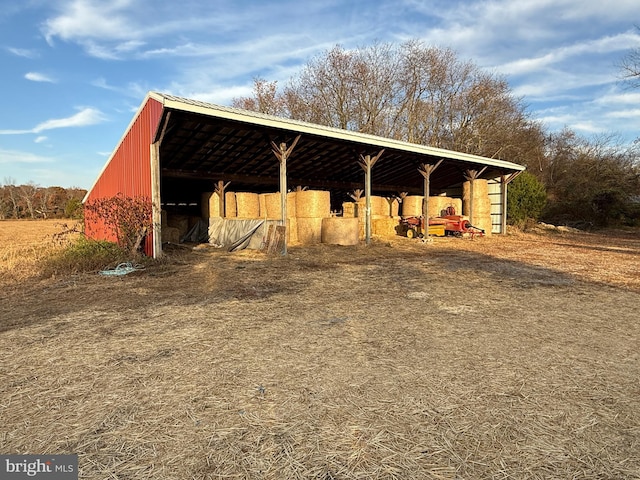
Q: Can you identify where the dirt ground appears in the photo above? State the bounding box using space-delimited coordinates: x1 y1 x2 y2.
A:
1 223 639 479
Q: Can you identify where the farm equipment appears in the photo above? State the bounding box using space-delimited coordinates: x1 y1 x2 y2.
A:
399 213 485 238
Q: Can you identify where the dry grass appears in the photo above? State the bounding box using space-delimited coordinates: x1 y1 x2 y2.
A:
0 220 78 283
1 222 639 479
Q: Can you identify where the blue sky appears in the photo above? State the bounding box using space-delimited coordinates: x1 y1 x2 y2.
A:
1 0 639 189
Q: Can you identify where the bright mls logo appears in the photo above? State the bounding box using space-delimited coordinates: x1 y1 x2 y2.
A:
1 455 77 479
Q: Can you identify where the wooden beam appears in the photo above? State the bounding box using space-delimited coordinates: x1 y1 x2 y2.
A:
150 142 163 259
358 149 385 245
418 159 443 238
271 135 301 255
214 180 231 217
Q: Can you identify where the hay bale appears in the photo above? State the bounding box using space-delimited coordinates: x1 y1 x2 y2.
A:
262 192 297 218
370 196 388 216
166 214 189 238
161 226 180 243
402 195 423 217
342 202 355 218
428 196 461 218
235 192 260 218
296 217 324 244
389 198 400 216
225 192 237 218
463 180 492 236
296 190 330 218
372 217 401 237
201 192 222 218
321 217 359 245
258 193 268 217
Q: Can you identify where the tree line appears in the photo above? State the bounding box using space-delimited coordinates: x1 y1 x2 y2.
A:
0 178 86 220
233 40 640 227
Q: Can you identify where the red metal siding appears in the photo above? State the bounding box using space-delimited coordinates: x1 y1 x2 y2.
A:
85 97 163 256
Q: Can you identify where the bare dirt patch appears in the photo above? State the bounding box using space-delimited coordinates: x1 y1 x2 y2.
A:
1 227 639 479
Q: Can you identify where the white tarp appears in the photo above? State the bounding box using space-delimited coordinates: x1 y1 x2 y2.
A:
207 218 283 251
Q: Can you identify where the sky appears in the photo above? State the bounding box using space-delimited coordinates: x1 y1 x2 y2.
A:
1 0 639 189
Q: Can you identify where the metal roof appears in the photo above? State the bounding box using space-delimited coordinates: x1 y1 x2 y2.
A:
88 91 525 205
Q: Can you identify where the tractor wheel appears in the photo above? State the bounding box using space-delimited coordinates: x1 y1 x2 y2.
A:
406 228 416 239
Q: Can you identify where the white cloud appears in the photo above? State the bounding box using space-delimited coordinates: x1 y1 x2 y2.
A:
0 108 107 135
25 72 56 83
32 108 106 133
0 148 53 164
6 47 38 58
34 136 48 143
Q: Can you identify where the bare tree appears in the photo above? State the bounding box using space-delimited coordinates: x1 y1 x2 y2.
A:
619 27 640 88
18 182 39 219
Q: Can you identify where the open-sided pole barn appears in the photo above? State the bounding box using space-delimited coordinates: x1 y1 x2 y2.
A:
84 92 525 258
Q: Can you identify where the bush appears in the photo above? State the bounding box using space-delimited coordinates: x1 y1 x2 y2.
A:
41 237 130 277
507 171 547 226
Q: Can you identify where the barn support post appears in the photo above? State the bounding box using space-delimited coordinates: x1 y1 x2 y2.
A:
500 171 522 234
418 160 443 238
214 180 230 217
358 150 384 245
271 135 300 255
150 141 162 259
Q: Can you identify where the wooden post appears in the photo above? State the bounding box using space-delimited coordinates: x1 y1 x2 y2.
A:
418 160 443 238
271 135 300 255
150 142 162 259
358 150 384 245
214 180 230 217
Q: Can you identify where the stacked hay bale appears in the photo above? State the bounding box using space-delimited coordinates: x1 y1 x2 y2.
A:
428 196 463 218
342 196 402 238
235 192 260 218
297 190 330 244
225 191 237 218
201 192 222 218
260 192 298 244
401 196 424 217
463 179 492 236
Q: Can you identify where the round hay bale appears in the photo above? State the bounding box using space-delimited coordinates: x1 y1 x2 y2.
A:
297 217 324 244
321 217 359 245
287 217 298 244
370 196 388 216
235 192 260 218
296 190 331 218
225 192 237 218
263 192 297 218
402 195 423 217
462 180 490 217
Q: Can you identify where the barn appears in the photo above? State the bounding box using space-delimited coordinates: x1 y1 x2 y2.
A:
83 92 525 257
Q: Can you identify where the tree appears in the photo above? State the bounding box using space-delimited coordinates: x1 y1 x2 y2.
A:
619 26 640 88
233 41 542 168
507 171 547 225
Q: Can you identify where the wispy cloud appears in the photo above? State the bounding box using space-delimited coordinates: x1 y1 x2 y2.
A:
34 136 48 143
6 47 38 58
0 148 53 164
0 107 107 135
25 72 56 83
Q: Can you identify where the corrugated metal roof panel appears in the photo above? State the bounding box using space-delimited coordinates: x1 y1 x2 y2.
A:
150 91 526 173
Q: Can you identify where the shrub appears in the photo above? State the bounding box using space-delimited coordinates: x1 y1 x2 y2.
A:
507 171 547 226
41 237 130 277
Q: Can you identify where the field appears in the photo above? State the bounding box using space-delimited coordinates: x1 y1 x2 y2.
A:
1 220 639 479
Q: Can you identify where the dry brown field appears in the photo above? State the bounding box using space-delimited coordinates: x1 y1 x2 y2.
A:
1 220 639 479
